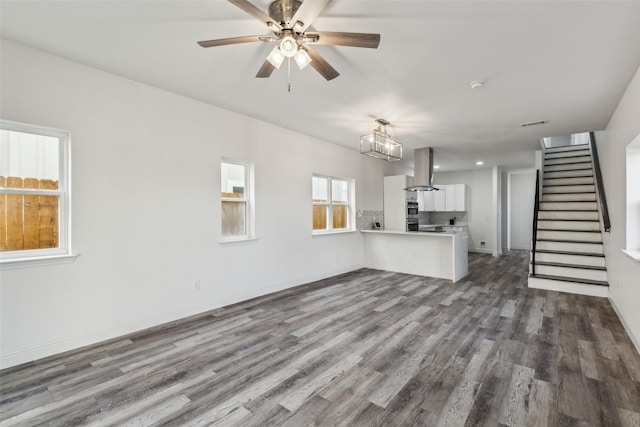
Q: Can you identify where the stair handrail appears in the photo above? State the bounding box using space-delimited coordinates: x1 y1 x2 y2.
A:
589 132 611 232
531 169 541 275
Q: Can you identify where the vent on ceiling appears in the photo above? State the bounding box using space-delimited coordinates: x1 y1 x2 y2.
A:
520 120 549 127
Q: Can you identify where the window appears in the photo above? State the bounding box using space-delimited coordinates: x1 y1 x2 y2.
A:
625 133 640 260
221 159 254 241
0 120 71 261
312 174 354 233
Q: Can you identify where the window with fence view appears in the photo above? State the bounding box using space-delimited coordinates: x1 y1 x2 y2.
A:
0 121 69 259
312 175 353 233
221 159 252 240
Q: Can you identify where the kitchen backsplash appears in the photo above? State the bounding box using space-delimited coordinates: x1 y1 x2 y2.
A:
356 210 384 230
421 211 468 225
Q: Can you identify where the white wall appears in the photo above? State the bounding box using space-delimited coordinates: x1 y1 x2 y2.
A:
597 64 640 351
0 40 385 368
508 170 536 250
433 168 494 253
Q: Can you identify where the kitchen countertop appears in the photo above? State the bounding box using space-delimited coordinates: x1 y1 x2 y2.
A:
360 229 466 236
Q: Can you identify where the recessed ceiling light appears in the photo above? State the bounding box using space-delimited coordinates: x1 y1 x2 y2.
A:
476 161 484 166
470 80 485 89
434 165 440 169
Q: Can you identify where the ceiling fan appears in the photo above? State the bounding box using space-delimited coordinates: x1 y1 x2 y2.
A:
197 0 380 81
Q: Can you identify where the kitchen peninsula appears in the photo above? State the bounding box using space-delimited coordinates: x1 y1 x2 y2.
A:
361 229 468 283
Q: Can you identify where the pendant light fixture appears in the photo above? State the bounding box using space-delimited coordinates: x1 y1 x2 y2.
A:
360 119 403 161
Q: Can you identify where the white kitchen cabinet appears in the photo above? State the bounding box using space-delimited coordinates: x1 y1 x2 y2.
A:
420 190 436 211
422 184 466 212
453 183 466 211
434 185 446 211
383 175 413 230
445 184 455 210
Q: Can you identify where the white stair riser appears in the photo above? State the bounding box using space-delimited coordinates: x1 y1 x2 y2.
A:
544 185 595 194
545 149 590 159
533 265 607 282
528 276 608 298
534 252 606 267
543 177 594 186
537 230 602 242
536 240 603 254
537 220 600 231
544 144 590 154
544 169 593 179
544 162 592 172
542 193 596 202
539 201 597 211
538 211 599 220
545 155 592 165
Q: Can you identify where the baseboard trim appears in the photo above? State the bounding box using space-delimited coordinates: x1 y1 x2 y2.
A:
0 263 366 370
527 276 608 298
608 297 640 355
469 248 493 254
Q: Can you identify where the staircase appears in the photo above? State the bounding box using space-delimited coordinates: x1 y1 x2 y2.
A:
528 143 609 297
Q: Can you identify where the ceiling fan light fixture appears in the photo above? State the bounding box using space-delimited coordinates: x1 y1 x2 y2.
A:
294 48 312 69
280 36 298 58
267 46 285 69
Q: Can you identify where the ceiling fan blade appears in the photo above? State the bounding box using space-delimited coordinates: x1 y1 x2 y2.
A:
304 46 339 81
256 60 276 78
228 0 282 31
291 0 332 32
306 31 380 48
197 35 267 48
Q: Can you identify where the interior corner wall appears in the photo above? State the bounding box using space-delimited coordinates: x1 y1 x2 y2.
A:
508 170 536 250
598 64 640 351
433 168 494 253
0 40 385 368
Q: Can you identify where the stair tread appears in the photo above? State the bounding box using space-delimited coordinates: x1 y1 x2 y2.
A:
543 184 595 188
538 219 599 222
539 209 598 212
543 176 593 180
544 153 590 159
529 273 608 287
535 249 605 257
537 238 602 244
545 144 589 151
532 261 606 271
542 192 596 195
537 228 601 233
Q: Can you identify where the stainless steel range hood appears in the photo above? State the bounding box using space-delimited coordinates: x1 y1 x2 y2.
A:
404 147 440 191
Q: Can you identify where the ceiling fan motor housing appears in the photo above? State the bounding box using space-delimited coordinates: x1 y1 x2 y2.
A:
269 0 302 28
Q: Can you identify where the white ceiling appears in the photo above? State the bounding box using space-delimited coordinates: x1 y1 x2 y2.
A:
2 0 640 171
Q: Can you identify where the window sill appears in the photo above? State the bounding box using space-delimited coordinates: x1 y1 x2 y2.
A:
622 249 640 262
312 229 357 237
0 253 79 270
219 236 260 244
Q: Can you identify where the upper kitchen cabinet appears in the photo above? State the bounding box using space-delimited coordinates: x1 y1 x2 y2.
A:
420 184 467 212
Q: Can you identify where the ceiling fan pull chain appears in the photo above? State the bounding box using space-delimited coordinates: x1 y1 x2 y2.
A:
287 57 292 92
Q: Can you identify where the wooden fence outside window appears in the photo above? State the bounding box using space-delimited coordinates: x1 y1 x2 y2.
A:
0 176 59 252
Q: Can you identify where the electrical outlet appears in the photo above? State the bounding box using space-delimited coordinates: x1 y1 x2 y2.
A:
480 241 486 247
193 280 201 291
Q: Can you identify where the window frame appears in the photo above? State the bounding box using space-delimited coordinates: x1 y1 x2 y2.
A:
623 133 640 261
220 158 255 242
312 173 355 235
0 120 73 264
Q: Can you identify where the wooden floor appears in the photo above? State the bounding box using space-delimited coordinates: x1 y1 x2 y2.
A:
2 251 640 426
